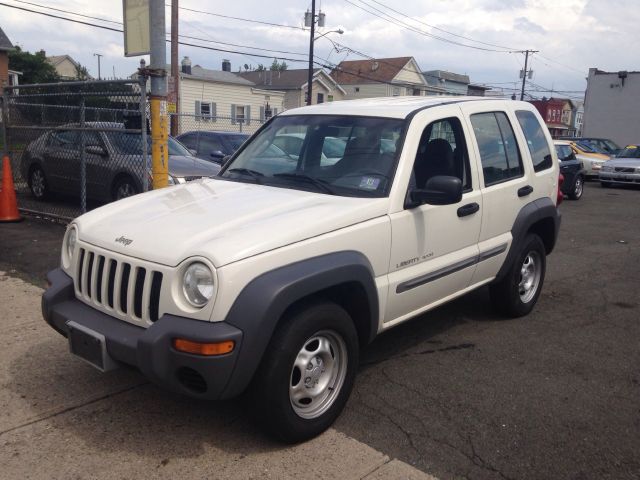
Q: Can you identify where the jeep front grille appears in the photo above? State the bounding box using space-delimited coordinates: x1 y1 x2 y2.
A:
75 247 163 324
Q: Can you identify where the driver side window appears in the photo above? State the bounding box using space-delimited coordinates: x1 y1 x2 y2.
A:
410 117 472 191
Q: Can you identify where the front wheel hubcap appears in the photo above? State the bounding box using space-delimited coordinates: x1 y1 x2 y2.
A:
116 183 135 199
31 169 45 197
289 330 348 419
518 251 542 303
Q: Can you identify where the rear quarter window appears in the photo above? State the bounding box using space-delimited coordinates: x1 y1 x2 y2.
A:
516 110 553 172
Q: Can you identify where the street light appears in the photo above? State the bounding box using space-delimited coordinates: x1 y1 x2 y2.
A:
314 29 344 42
305 1 342 106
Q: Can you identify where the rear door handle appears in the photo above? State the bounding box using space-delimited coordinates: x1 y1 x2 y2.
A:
457 202 480 217
518 185 533 197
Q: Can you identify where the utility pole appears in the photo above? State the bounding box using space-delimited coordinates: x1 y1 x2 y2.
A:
306 0 316 106
93 53 103 80
149 0 168 189
520 49 538 101
170 0 179 137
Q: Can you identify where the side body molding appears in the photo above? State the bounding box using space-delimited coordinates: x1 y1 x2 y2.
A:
221 250 378 398
495 197 561 281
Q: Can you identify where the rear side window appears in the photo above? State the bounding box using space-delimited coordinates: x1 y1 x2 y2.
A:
516 110 553 172
470 112 523 186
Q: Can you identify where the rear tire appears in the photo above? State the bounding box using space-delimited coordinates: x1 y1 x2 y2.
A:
568 175 584 200
28 165 49 200
490 234 546 318
249 301 359 443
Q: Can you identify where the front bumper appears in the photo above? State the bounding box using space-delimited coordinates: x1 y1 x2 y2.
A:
42 268 243 400
599 171 640 184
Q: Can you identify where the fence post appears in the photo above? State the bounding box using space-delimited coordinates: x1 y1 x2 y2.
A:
139 75 149 192
79 93 87 214
1 89 8 157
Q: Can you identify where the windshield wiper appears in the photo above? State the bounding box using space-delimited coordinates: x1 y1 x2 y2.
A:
227 167 265 181
273 173 336 194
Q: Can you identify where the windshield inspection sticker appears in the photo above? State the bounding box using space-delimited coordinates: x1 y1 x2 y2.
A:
359 177 381 190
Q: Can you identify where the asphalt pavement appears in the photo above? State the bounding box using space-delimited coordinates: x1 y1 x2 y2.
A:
1 182 639 479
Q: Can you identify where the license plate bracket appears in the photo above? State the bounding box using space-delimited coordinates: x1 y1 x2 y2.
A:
66 321 119 372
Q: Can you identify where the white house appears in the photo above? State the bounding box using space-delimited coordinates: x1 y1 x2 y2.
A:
46 54 92 80
176 58 286 134
239 68 346 109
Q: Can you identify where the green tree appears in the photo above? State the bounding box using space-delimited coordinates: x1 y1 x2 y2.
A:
8 46 60 84
270 59 288 72
74 63 90 80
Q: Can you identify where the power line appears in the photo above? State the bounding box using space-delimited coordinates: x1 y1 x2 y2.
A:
363 0 519 51
5 0 121 24
4 0 309 59
174 4 306 31
342 0 515 53
0 2 311 64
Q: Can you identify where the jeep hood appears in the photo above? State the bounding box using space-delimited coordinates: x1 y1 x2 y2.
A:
75 179 388 267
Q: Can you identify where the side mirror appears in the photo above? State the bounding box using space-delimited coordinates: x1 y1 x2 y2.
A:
210 150 225 159
408 175 462 207
221 155 232 167
85 145 107 156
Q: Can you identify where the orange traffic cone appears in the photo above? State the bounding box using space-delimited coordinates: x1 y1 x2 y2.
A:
0 155 23 222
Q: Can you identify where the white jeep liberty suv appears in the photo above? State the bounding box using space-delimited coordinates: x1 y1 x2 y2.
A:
43 97 561 442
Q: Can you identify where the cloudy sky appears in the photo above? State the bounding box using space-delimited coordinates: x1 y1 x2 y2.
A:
2 0 639 100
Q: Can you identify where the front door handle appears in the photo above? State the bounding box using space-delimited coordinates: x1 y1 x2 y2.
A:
457 202 480 217
518 185 533 197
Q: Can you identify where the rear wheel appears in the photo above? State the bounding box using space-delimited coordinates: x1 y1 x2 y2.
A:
112 176 139 201
249 301 359 443
490 234 546 318
568 175 584 200
28 165 49 200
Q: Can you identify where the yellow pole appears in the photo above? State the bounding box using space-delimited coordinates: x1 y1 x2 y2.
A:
150 96 169 189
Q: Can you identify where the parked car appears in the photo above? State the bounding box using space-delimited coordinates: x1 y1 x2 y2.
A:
43 98 561 442
177 131 249 164
554 141 585 200
22 122 220 202
599 144 640 187
580 138 621 157
558 140 608 178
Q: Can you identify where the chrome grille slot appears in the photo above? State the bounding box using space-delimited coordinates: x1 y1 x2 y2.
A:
73 246 164 327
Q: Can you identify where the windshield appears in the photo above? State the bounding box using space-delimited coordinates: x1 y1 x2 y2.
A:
226 134 249 151
618 145 640 158
106 132 192 156
220 115 405 197
575 141 598 153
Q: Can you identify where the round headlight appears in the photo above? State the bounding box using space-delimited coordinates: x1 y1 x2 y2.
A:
67 227 77 259
182 262 214 307
62 226 77 269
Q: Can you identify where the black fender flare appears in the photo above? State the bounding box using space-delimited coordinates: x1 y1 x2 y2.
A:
221 250 378 398
495 197 561 281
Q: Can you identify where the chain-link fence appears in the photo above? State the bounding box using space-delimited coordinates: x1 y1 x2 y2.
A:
1 79 147 221
170 112 265 136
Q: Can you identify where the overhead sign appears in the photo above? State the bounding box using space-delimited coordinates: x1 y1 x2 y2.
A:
123 0 151 57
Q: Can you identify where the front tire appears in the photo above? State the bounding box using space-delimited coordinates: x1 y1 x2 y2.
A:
249 301 359 443
112 176 139 201
28 165 49 200
490 234 546 318
568 175 584 200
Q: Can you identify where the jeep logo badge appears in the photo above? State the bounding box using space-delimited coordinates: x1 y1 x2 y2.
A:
115 236 133 246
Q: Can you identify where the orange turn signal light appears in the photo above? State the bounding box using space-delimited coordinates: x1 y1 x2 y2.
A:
173 338 235 356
